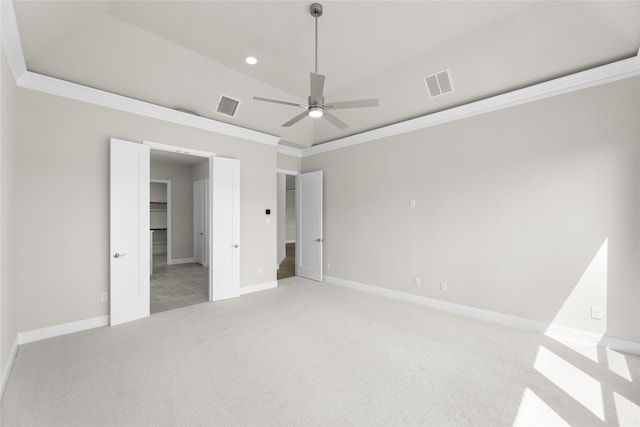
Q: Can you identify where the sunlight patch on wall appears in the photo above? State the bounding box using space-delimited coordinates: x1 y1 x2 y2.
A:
513 387 570 426
546 239 608 338
534 346 604 420
614 392 640 426
606 348 633 382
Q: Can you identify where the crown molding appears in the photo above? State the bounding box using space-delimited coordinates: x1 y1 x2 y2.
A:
1 0 27 82
18 72 280 146
277 144 304 158
302 55 640 158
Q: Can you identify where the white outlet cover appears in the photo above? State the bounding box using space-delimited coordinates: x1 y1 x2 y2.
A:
591 306 604 320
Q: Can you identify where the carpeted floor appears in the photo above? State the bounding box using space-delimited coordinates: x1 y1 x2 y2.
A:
2 277 638 426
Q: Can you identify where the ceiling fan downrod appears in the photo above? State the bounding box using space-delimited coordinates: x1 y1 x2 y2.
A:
310 3 323 74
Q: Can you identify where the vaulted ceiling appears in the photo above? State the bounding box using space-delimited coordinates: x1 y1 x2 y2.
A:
12 1 640 148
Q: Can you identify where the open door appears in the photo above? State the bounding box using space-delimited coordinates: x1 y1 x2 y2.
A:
210 157 240 300
296 170 323 281
110 138 150 326
194 179 206 266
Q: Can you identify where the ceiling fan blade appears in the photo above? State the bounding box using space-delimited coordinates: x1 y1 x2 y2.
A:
323 111 349 130
325 98 379 110
282 110 310 127
253 96 307 108
310 73 325 104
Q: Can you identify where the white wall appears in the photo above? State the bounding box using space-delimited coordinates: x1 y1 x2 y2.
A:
303 76 640 342
277 153 301 172
1 45 19 384
12 86 277 333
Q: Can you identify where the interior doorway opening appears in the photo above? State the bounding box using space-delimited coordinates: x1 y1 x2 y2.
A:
277 170 298 280
150 150 210 314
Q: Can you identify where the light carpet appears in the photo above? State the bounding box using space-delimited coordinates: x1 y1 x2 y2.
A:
2 277 638 426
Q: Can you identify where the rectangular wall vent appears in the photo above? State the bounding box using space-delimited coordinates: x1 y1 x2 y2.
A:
424 69 454 98
216 95 240 117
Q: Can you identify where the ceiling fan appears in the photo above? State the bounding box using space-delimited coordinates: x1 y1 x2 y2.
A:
253 3 379 130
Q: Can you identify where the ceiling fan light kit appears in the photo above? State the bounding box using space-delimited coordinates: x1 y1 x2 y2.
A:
253 2 379 129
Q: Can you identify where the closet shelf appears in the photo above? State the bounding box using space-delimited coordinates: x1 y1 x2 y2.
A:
151 228 167 231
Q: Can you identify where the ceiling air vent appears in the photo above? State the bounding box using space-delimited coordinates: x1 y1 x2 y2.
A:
216 95 240 117
424 69 454 98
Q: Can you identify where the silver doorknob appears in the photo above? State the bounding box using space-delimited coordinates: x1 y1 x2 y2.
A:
315 238 323 242
232 244 239 248
113 253 127 258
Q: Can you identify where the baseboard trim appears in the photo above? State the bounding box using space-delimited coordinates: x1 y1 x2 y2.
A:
277 253 286 265
324 276 640 355
240 281 278 295
18 315 110 345
1 336 19 398
169 258 194 265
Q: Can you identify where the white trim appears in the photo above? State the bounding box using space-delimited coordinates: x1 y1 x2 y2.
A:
240 281 278 295
144 141 215 158
0 0 27 83
17 315 110 345
1 336 19 398
276 168 300 176
17 72 280 146
324 276 640 356
169 258 194 265
285 239 296 244
303 56 640 158
277 253 286 265
277 145 303 158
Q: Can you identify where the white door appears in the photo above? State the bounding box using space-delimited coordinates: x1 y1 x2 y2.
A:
296 171 323 281
194 180 206 266
110 138 150 326
210 157 240 301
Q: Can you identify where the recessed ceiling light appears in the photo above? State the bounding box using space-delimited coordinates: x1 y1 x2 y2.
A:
245 56 258 65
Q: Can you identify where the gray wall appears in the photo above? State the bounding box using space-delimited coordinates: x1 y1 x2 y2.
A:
10 84 277 334
303 76 640 342
1 46 19 383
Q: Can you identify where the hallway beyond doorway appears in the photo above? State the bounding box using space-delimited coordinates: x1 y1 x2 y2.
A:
278 243 295 280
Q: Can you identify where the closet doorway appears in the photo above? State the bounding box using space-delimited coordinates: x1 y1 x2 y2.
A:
150 150 210 314
277 170 298 280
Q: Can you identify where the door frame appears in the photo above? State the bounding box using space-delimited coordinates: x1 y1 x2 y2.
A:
144 140 215 301
193 179 208 267
150 179 171 266
276 169 299 276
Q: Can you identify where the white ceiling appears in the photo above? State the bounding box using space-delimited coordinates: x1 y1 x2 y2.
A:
13 1 640 147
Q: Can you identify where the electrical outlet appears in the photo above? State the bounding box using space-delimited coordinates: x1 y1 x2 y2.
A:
591 306 603 320
414 276 421 286
258 267 263 275
440 282 448 291
100 292 108 303
326 261 331 269
409 199 416 208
